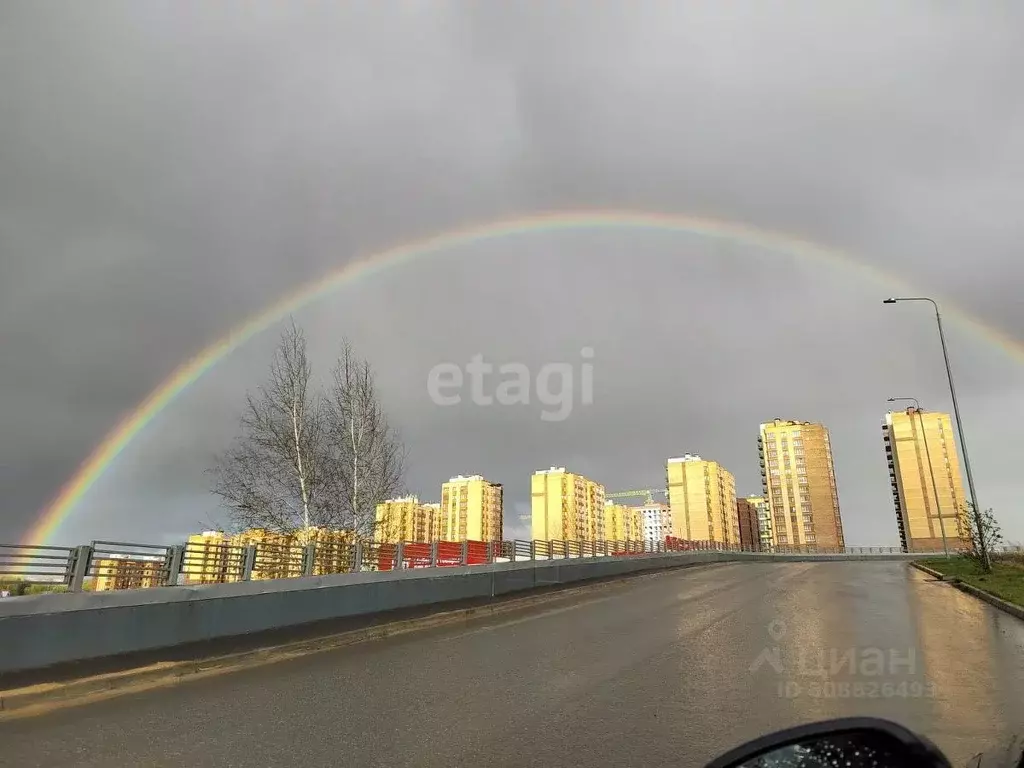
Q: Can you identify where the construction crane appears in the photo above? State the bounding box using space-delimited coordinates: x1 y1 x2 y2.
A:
605 488 668 505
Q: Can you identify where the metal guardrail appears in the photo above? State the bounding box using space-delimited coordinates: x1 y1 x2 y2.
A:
0 544 75 584
1 538 1020 595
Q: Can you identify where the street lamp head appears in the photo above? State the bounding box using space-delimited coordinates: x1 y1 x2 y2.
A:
883 298 898 304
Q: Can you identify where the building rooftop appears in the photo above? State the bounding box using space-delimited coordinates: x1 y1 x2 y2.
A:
667 454 703 463
761 418 817 428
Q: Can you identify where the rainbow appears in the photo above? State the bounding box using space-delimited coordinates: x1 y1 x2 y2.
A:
23 209 1024 545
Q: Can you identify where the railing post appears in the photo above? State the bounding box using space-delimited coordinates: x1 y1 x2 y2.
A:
68 544 93 592
460 540 469 565
530 541 536 560
164 545 185 587
430 541 438 567
352 541 363 573
241 544 257 580
302 543 317 576
486 540 494 563
394 542 405 570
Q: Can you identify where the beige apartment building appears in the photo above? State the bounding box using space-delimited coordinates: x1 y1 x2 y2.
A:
759 419 844 549
531 467 606 541
883 407 968 553
666 454 738 545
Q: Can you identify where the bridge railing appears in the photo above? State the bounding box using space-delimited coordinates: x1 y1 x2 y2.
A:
0 544 76 589
2 537 1020 595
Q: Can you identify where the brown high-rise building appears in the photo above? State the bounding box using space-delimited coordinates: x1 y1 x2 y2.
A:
736 497 762 551
759 419 845 549
883 407 968 553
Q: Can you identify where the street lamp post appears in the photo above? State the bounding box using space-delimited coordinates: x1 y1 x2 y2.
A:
883 297 990 570
887 396 948 557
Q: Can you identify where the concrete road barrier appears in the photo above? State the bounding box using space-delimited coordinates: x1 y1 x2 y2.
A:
0 551 915 675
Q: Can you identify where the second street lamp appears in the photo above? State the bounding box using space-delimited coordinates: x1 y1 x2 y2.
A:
883 296 989 570
887 397 949 557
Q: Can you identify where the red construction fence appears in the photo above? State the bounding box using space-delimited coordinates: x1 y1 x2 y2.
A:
374 537 735 570
376 540 491 570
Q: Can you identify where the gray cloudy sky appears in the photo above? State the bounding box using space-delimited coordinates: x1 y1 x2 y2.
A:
2 1 1023 547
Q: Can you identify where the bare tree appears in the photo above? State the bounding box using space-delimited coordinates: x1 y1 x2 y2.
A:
957 501 1002 572
209 320 332 537
323 339 407 538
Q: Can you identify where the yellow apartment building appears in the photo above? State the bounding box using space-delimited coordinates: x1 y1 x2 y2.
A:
625 505 644 542
304 526 357 574
182 530 236 584
182 527 358 584
603 502 643 542
234 527 302 580
439 475 504 541
531 467 606 541
759 419 845 549
666 454 738 544
375 496 439 543
883 407 968 553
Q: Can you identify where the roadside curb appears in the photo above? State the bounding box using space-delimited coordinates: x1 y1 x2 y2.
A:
909 562 948 580
949 579 1024 621
911 561 1024 622
0 565 692 720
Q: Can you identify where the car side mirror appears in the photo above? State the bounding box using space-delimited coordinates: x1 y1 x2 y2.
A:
706 718 952 768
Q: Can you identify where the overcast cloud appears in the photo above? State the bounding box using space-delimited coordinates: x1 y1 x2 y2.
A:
2 1 1023 547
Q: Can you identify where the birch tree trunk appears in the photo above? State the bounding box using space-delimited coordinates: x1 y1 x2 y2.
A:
323 339 407 539
208 319 330 536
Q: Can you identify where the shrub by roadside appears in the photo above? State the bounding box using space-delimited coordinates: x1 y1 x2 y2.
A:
0 578 69 597
917 555 1024 608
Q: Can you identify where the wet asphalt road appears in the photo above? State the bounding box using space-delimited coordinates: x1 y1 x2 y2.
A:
4 562 1024 768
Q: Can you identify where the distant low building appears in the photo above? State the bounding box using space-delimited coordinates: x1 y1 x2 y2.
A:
639 502 672 544
94 554 163 591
